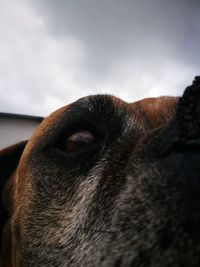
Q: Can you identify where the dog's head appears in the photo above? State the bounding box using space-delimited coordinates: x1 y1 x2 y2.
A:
0 77 200 266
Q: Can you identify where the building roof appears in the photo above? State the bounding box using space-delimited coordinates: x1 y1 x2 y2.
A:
0 112 43 122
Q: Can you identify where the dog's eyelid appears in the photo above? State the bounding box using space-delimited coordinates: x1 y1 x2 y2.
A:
65 130 96 152
68 130 95 143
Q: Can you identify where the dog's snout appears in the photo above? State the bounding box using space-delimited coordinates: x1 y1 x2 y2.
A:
177 76 200 142
163 77 200 236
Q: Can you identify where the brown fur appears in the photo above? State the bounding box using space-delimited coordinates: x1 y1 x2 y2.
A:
0 78 200 266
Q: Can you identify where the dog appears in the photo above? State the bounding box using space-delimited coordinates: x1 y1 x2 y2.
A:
0 77 200 267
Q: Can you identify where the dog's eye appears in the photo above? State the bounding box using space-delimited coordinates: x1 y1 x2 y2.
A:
65 130 95 152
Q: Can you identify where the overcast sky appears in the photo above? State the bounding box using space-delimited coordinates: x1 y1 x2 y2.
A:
0 0 199 116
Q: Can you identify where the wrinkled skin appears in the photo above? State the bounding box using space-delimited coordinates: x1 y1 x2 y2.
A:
0 77 200 266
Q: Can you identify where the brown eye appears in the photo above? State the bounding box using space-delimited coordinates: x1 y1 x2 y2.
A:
65 130 95 152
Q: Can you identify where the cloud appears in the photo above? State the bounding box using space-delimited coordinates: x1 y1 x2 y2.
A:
0 0 199 116
0 0 90 115
32 0 200 69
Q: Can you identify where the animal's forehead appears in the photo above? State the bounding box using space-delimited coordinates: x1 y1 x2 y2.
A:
130 96 179 128
44 94 178 129
21 95 178 160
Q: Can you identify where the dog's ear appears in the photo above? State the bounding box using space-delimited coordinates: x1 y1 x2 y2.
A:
0 141 27 263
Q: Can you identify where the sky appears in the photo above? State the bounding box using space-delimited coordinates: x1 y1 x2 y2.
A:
0 0 199 116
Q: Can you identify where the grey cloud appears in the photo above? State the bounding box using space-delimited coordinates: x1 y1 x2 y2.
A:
0 0 199 116
32 0 200 76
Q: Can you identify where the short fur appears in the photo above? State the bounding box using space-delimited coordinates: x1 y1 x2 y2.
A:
0 77 200 266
